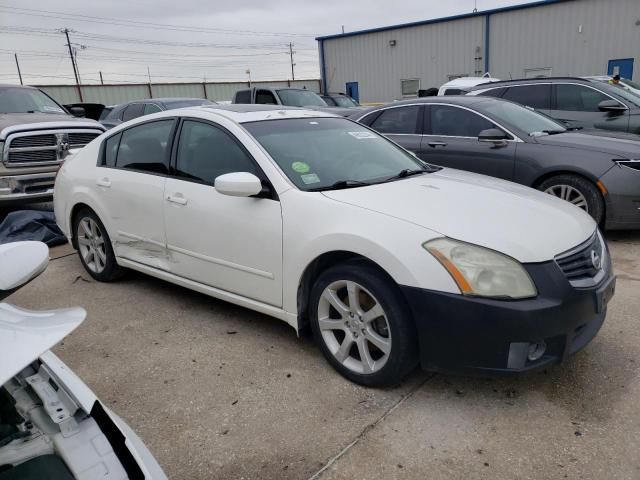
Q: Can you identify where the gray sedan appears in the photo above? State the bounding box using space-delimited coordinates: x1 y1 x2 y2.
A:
351 96 640 230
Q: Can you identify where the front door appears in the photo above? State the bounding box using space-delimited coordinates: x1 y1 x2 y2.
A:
96 119 175 270
608 58 634 80
346 82 359 103
418 104 516 180
163 119 283 307
550 83 629 132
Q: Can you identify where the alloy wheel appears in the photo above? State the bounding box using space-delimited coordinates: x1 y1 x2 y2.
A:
544 184 589 212
77 217 107 274
317 280 391 374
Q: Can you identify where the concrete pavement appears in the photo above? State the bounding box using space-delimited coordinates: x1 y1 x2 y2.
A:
6 231 640 479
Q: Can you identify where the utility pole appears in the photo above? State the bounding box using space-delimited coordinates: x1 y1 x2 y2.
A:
14 53 23 85
147 66 153 98
288 42 296 82
62 28 83 101
99 71 104 85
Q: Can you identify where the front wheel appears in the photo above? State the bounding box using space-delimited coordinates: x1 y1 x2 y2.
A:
539 174 604 224
309 262 418 387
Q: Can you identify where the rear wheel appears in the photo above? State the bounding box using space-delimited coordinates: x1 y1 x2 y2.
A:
309 262 418 387
73 208 124 282
539 174 604 224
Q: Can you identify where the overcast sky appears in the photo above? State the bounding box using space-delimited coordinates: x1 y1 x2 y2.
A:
1 0 527 85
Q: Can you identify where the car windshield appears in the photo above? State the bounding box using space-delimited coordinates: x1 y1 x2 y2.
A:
480 100 567 136
0 87 66 114
276 90 328 107
163 99 214 109
333 96 359 107
243 117 430 191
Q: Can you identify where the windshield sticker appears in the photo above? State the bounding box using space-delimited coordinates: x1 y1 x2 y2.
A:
291 161 311 174
348 131 377 140
300 173 320 185
43 106 64 113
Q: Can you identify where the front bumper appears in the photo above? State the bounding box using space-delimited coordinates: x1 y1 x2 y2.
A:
600 163 640 230
0 172 57 202
401 260 615 375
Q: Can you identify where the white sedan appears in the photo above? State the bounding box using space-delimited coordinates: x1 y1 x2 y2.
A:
54 105 615 387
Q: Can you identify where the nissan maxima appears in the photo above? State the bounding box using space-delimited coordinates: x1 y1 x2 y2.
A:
352 96 640 230
54 105 615 387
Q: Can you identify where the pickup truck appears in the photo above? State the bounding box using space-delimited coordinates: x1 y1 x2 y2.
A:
0 84 105 204
232 87 363 117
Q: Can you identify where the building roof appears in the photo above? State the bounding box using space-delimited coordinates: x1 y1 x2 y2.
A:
316 0 574 41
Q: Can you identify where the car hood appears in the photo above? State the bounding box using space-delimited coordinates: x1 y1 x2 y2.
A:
322 168 595 263
534 131 640 158
0 113 102 139
0 303 85 385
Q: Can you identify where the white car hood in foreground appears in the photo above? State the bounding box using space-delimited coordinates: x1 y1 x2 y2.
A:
323 168 595 263
0 303 85 385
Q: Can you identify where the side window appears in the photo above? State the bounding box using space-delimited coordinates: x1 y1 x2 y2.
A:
369 106 420 134
255 90 277 105
102 133 121 167
502 84 551 109
443 88 465 96
429 105 495 137
176 120 257 184
116 120 174 174
122 103 145 122
143 103 162 115
358 111 381 127
235 90 251 104
555 84 614 112
477 87 507 98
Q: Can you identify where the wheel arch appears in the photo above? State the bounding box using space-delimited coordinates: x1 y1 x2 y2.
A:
295 250 400 334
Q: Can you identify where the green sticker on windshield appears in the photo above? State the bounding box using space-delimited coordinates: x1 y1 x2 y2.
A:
301 173 320 185
292 161 310 174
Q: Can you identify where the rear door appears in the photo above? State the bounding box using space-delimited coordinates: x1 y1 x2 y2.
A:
550 83 630 132
366 105 422 154
418 104 516 180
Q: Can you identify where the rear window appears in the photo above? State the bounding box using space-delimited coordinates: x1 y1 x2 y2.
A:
502 84 551 109
235 90 251 104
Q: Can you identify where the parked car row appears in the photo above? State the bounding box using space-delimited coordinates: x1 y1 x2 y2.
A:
351 95 640 230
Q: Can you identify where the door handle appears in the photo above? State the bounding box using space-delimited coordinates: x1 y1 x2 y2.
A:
428 141 448 148
166 193 188 206
96 177 111 188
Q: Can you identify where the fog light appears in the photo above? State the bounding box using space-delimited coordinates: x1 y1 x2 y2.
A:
527 341 546 361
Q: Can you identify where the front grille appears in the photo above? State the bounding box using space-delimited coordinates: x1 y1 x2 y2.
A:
555 233 603 281
9 134 57 148
3 128 103 166
8 150 57 163
68 132 100 146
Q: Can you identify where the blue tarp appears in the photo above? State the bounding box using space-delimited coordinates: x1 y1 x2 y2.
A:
0 211 67 246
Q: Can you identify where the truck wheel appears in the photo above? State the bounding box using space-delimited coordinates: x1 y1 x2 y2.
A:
539 175 604 224
73 208 124 282
309 262 418 387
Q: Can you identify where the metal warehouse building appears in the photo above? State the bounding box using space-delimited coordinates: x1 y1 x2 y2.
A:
316 0 640 103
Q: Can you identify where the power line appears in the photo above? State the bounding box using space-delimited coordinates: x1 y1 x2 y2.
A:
0 5 318 37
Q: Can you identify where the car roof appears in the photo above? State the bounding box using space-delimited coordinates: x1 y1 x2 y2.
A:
179 104 339 123
441 77 501 88
468 76 599 90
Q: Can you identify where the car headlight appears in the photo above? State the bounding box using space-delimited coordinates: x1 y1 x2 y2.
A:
423 238 537 299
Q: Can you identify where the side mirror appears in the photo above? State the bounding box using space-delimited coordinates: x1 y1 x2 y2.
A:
598 100 627 113
478 128 509 142
214 172 263 197
69 106 86 117
0 242 49 301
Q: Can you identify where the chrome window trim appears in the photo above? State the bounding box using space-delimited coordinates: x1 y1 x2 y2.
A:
3 128 103 167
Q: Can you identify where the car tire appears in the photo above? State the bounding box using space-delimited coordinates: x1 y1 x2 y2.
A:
539 175 604 224
73 208 124 282
309 261 419 387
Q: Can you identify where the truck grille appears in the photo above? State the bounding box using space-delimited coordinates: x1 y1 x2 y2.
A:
3 129 103 167
555 233 604 282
